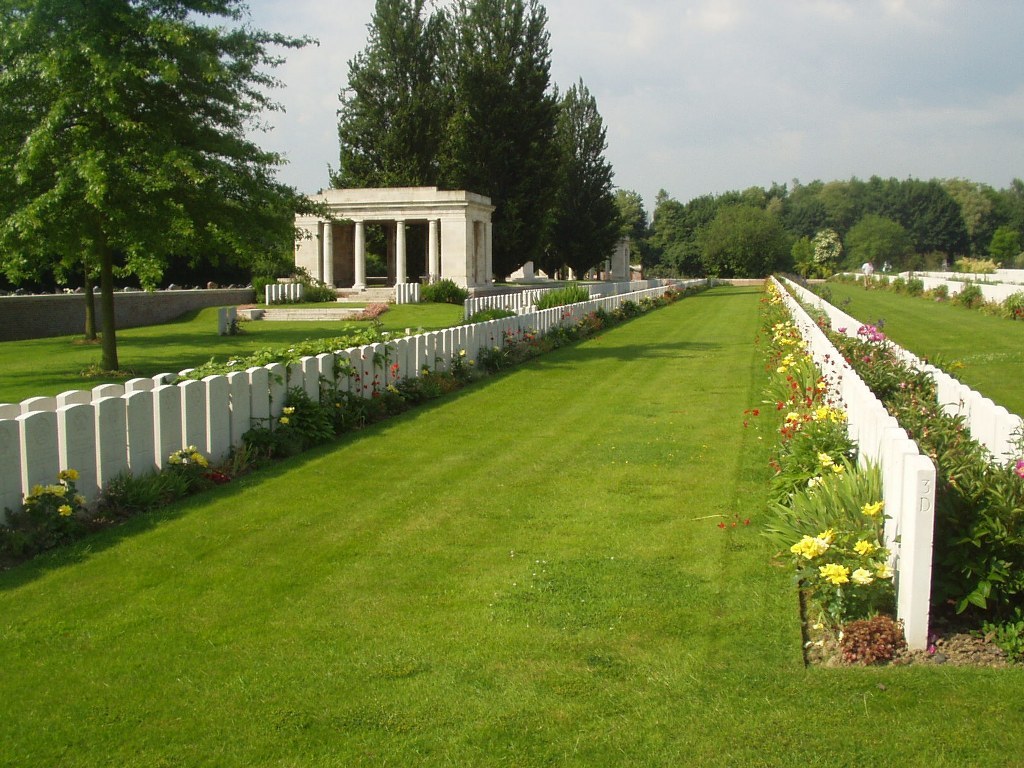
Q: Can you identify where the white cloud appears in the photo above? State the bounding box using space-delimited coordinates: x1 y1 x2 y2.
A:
243 0 1024 209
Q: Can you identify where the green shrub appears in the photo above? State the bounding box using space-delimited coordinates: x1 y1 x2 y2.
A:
1 470 89 560
953 282 985 309
1004 291 1024 321
467 308 516 323
534 283 591 309
928 283 949 302
905 277 924 296
421 278 469 304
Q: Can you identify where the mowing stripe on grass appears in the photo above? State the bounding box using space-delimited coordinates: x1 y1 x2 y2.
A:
1 286 1022 767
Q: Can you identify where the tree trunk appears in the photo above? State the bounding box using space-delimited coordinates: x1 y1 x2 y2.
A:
83 269 97 341
98 243 119 371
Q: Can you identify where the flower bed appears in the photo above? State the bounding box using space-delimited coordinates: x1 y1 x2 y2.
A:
775 278 1024 663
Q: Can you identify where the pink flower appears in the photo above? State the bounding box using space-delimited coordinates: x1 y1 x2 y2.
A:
1015 459 1024 479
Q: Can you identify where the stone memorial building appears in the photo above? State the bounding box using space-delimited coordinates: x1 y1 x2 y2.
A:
294 187 495 291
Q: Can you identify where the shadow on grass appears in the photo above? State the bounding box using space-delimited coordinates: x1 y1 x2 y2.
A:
0 382 485 592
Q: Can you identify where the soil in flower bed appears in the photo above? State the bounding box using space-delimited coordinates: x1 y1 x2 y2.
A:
804 623 1013 668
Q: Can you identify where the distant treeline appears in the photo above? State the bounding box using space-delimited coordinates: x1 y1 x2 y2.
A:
615 177 1024 279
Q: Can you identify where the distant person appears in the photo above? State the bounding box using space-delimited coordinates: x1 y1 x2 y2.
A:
861 261 874 276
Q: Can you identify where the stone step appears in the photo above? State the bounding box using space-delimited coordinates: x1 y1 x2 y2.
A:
261 308 365 321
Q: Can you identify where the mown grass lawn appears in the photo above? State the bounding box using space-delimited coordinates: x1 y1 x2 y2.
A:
1 286 1022 767
820 281 1024 416
0 302 464 403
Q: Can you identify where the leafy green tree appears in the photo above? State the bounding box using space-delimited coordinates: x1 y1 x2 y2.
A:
844 214 913 271
0 0 314 371
810 228 843 277
881 178 969 256
440 0 558 280
334 0 447 188
648 191 716 277
989 225 1021 263
543 80 619 277
942 178 999 255
791 236 815 277
698 204 789 278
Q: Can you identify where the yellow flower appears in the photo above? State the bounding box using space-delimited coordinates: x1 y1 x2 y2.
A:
875 563 894 580
776 366 787 374
279 416 290 425
192 453 209 468
785 411 801 423
851 567 874 586
74 495 86 506
57 504 73 517
282 406 296 415
819 563 850 585
58 468 79 482
854 540 877 556
831 463 845 475
814 406 830 421
861 501 884 517
790 535 830 560
817 528 836 543
817 452 834 467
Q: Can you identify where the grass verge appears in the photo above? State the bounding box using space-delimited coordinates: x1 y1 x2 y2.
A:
820 281 1024 415
0 303 463 402
0 286 1022 766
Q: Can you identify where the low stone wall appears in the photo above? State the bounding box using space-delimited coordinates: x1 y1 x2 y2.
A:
0 288 255 342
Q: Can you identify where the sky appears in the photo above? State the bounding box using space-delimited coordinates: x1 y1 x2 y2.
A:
243 0 1024 212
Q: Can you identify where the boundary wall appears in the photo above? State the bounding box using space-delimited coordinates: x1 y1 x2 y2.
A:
844 271 1024 303
772 277 936 649
0 289 255 342
0 279 702 525
789 279 1023 463
463 279 672 320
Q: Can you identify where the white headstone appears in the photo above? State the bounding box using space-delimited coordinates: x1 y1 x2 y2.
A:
124 378 154 393
180 379 207 451
92 383 125 400
57 402 99 501
227 371 252 446
18 410 59 496
247 367 270 427
20 396 57 415
266 363 287 418
152 384 182 469
56 390 91 408
204 375 231 462
125 390 156 476
94 396 128 492
0 419 23 521
301 356 320 402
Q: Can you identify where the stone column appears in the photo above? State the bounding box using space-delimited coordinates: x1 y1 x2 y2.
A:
322 221 335 287
315 222 325 282
485 222 494 284
428 219 440 282
396 220 407 283
353 220 367 290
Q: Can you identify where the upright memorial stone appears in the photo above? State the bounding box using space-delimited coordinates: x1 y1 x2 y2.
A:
94 396 128 492
17 410 58 495
301 357 320 402
57 402 99 501
125 389 156 476
153 384 182 469
227 371 251 446
180 380 207 450
204 375 231 462
0 419 23 520
247 367 270 428
266 363 287 419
